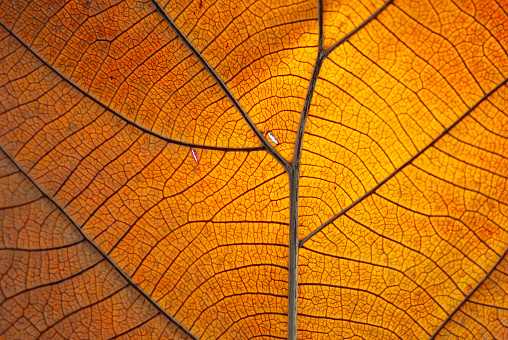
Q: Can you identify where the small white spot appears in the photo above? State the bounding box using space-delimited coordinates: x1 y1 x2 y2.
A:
267 131 279 145
191 149 198 163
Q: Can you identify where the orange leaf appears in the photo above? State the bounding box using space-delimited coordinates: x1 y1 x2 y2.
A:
1 0 508 339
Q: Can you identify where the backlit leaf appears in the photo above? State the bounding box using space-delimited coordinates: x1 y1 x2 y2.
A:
1 0 507 339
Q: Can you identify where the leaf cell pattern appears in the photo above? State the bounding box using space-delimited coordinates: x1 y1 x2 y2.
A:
1 0 508 339
0 149 192 339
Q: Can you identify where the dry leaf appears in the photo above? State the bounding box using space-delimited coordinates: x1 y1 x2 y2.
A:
1 0 508 338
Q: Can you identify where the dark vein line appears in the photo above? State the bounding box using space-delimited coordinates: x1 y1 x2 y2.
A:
79 144 168 232
372 10 471 113
61 132 146 210
297 313 404 339
429 244 508 338
0 258 103 304
376 191 504 259
52 125 129 198
148 0 291 171
184 275 288 328
344 212 471 296
0 23 260 153
37 284 130 340
1 239 84 252
153 241 288 304
393 3 487 97
0 197 41 210
300 75 508 247
299 282 431 336
103 152 233 255
0 146 201 340
26 106 105 173
190 291 288 334
215 312 288 339
106 313 160 340
456 308 496 339
300 245 449 315
468 300 508 311
323 0 395 59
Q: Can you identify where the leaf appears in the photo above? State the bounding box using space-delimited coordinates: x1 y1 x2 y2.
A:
0 149 193 339
1 0 507 339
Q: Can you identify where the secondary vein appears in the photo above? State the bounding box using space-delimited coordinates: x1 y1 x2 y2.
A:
0 145 202 340
430 243 508 339
149 0 291 171
300 75 508 247
0 23 260 153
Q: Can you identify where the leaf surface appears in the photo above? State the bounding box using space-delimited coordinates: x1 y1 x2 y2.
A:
0 149 193 339
1 0 508 339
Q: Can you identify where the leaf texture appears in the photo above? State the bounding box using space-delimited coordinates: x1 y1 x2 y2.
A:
1 0 508 339
0 149 192 339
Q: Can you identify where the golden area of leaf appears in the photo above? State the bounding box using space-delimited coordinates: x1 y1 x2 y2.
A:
1 0 508 339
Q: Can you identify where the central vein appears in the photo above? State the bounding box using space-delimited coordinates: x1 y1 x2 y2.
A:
286 0 394 338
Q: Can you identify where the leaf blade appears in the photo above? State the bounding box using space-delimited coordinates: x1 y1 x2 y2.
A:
0 147 197 340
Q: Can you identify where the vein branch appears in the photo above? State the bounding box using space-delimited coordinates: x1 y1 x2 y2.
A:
287 1 395 337
323 0 395 59
0 145 201 340
300 75 508 247
149 0 291 172
430 243 508 339
0 23 258 153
